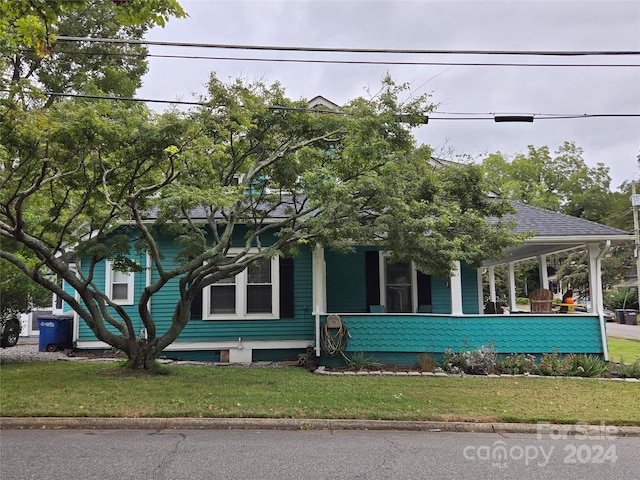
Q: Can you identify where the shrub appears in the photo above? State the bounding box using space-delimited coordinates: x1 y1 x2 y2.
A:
563 354 610 377
535 351 566 376
345 351 379 371
496 353 537 375
603 287 638 310
615 358 640 378
442 345 497 375
417 353 437 372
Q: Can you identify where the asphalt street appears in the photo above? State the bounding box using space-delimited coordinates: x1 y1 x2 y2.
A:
2 429 639 480
607 322 640 340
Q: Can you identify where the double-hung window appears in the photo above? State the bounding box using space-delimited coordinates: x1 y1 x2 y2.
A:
204 256 279 319
106 261 135 305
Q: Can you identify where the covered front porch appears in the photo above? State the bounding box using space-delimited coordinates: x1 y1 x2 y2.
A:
315 312 603 365
310 202 633 365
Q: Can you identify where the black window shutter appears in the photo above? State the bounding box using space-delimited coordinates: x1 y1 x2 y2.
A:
190 288 203 320
417 271 432 306
365 251 381 309
279 258 295 318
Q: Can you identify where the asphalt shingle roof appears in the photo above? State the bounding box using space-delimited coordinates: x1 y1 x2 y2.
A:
508 201 630 237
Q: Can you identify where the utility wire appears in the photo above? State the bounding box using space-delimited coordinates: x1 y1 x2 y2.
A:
54 36 640 57
50 49 640 68
39 92 640 120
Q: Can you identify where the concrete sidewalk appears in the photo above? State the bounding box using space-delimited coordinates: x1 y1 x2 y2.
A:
2 416 640 436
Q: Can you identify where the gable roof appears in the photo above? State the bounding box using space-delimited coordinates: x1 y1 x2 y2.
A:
307 95 341 110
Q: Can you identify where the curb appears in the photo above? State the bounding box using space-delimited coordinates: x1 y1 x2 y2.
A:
2 417 640 436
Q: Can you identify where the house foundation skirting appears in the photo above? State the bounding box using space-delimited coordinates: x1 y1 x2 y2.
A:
75 339 313 364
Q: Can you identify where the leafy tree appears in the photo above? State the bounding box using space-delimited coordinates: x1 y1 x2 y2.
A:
481 142 613 222
1 0 186 111
1 75 522 369
482 144 636 302
0 252 52 321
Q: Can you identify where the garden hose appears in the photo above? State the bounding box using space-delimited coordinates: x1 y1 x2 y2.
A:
320 319 351 357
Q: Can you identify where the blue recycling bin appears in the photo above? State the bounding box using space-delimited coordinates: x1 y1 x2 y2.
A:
38 316 73 352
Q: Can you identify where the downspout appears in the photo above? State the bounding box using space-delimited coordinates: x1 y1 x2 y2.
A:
596 241 611 361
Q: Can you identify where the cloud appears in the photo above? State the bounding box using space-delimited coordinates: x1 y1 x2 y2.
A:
140 0 640 189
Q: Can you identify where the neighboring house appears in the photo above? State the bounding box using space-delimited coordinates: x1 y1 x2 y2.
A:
19 280 66 338
64 199 632 364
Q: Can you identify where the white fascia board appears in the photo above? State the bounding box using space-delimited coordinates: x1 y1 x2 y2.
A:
524 234 634 244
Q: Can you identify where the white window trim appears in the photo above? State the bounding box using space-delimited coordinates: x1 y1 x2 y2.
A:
203 254 280 320
378 253 418 313
105 260 135 306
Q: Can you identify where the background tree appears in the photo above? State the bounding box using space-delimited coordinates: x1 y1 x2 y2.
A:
481 142 613 220
481 144 636 305
0 0 185 349
0 244 52 347
1 75 522 369
1 0 185 112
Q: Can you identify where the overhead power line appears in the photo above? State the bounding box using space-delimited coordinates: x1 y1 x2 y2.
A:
51 49 640 68
54 36 640 57
40 92 640 121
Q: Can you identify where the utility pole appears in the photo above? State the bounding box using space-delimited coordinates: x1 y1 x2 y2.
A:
632 183 640 296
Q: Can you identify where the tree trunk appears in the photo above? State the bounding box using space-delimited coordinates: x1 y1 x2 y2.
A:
125 339 160 370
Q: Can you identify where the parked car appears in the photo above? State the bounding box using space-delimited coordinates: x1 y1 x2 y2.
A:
1 315 21 347
573 300 615 322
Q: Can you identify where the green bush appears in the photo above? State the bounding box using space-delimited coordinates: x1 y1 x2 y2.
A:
417 353 437 372
615 358 640 378
604 287 638 310
496 353 537 375
534 351 566 376
562 354 610 377
444 348 613 378
345 351 379 371
442 345 497 375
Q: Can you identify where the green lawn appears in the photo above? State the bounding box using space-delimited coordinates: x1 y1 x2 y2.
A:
608 336 640 363
1 361 638 425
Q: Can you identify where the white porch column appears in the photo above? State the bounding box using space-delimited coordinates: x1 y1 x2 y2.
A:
587 241 611 361
312 244 327 356
538 255 549 291
450 260 463 315
312 244 327 314
477 268 484 314
587 243 607 315
488 266 497 302
508 262 517 312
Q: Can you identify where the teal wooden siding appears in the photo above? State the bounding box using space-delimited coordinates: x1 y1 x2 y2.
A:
77 252 148 341
461 263 479 314
431 276 451 314
325 248 478 315
329 313 603 355
326 246 371 313
176 245 314 342
77 228 314 344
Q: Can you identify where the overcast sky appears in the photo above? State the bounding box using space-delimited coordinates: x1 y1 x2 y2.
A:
138 0 640 190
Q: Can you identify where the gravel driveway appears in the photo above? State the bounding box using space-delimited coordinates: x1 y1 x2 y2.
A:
0 342 68 364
